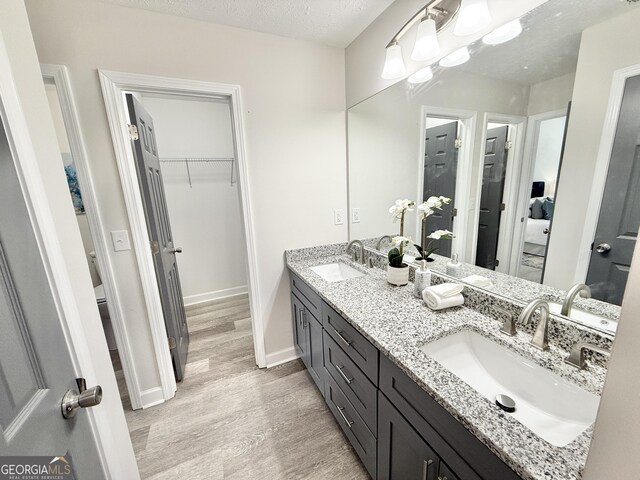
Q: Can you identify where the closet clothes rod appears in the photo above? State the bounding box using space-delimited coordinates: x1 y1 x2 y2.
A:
159 157 236 187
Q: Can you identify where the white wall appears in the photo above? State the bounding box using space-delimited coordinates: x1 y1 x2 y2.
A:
141 94 248 304
25 0 347 389
345 0 548 108
531 116 566 196
527 72 575 116
545 7 640 289
0 0 137 475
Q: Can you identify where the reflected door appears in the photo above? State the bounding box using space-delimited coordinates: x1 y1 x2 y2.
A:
423 121 458 257
0 119 102 472
126 94 189 381
476 126 509 270
586 74 640 305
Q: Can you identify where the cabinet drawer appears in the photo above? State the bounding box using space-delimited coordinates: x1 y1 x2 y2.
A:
322 300 379 385
324 331 377 434
379 356 521 480
325 375 376 478
289 271 321 320
438 463 460 480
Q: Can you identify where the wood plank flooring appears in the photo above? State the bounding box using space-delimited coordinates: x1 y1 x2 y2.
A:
112 294 369 479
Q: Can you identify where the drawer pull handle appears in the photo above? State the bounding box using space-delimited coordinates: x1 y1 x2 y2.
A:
335 365 353 384
438 477 448 480
337 405 354 429
333 328 352 347
302 309 308 328
422 459 434 480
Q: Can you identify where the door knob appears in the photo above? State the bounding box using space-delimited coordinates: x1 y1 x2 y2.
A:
61 378 103 419
170 247 183 254
596 243 611 254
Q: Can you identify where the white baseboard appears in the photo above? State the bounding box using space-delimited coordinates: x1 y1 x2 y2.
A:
139 387 166 409
265 346 298 368
183 285 248 307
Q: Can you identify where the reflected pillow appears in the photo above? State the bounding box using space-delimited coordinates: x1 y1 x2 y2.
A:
531 198 544 219
543 198 554 221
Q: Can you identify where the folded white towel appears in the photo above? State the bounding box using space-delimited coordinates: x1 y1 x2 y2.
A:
423 291 464 310
426 283 464 298
462 274 492 288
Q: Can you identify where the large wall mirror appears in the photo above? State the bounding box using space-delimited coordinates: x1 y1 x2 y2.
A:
347 0 640 336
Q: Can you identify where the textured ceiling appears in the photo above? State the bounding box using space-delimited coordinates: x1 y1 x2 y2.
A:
460 0 640 85
97 0 395 47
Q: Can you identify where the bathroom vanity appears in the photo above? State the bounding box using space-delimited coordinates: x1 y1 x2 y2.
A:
286 244 609 480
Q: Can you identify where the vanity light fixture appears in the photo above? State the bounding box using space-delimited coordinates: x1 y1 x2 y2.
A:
408 66 434 84
439 46 470 67
482 19 523 45
381 0 461 80
453 0 492 36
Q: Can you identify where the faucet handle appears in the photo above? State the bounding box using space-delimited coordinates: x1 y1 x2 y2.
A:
565 342 611 370
492 306 516 336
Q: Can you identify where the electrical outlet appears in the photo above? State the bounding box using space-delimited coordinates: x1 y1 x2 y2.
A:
352 207 361 223
111 230 131 252
334 209 344 225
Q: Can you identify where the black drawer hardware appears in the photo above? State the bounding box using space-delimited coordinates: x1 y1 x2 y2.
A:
333 327 352 347
335 364 353 384
337 405 354 429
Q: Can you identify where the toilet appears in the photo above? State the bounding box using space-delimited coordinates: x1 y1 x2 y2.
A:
89 251 118 351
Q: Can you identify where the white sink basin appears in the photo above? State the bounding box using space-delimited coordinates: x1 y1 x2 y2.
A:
548 301 617 334
310 262 365 283
420 330 600 447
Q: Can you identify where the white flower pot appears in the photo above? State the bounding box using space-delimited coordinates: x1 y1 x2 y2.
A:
387 264 410 286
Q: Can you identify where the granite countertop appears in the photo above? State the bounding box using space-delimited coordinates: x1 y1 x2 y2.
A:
285 247 607 480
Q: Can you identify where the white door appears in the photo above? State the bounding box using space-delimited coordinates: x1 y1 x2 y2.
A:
0 112 104 474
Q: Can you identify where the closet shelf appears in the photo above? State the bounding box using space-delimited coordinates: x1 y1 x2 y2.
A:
159 157 236 187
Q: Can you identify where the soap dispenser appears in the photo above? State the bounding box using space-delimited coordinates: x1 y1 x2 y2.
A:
446 253 461 278
413 260 431 298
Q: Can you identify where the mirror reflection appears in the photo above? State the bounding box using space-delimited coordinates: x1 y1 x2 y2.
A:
348 0 640 334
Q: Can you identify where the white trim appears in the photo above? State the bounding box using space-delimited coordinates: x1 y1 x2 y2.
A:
509 109 566 278
183 286 248 306
473 113 526 273
98 72 267 387
139 387 165 409
40 64 146 411
0 38 137 478
416 106 476 263
265 346 298 368
575 64 640 284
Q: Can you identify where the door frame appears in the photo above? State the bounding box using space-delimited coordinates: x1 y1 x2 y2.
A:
98 72 266 396
0 31 137 479
416 106 477 262
508 109 566 278
473 113 526 273
41 64 149 410
575 63 640 284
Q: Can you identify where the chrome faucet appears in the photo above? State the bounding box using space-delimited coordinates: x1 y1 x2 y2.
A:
561 283 591 317
376 235 392 250
518 299 551 351
565 342 611 370
493 306 516 336
346 240 365 264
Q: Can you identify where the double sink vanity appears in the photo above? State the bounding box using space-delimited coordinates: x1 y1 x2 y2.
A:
286 242 613 480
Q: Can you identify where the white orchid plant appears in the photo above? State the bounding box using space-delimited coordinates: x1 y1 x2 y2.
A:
388 199 415 237
388 236 413 268
415 195 454 260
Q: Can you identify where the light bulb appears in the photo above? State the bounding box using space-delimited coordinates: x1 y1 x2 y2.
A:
439 47 470 67
454 0 492 36
408 66 434 84
381 43 406 80
482 19 522 45
411 17 440 61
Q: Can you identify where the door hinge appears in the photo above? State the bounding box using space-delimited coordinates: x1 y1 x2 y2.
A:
128 124 139 141
454 138 463 149
452 207 458 218
168 337 177 349
495 259 500 267
505 140 513 150
500 203 506 211
150 240 160 255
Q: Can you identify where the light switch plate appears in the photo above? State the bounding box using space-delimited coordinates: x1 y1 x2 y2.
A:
334 209 344 225
352 207 361 223
111 230 131 252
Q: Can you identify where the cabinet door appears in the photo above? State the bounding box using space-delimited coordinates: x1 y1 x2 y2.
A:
437 462 460 480
306 313 325 393
291 293 307 360
378 393 440 480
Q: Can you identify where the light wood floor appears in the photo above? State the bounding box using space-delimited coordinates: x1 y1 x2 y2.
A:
112 294 369 479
